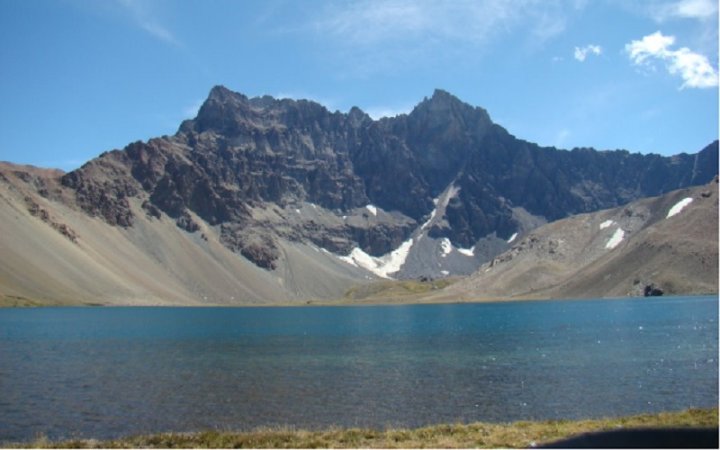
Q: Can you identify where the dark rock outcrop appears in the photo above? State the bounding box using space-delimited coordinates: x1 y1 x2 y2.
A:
644 284 664 297
25 196 78 243
220 223 279 270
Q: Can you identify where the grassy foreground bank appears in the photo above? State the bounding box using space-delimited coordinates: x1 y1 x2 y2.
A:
12 408 718 449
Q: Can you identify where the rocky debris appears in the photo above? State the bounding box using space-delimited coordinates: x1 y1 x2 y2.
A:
220 224 279 270
239 240 279 270
643 283 664 297
141 200 162 219
306 233 353 255
54 223 79 242
24 196 78 243
489 234 565 266
632 278 666 297
348 221 416 257
61 157 137 227
175 211 200 233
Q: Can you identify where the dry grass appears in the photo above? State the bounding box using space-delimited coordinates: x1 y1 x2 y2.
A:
0 294 60 307
9 407 717 448
342 278 456 303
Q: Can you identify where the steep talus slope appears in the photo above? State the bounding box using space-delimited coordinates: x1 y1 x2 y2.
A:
439 178 718 301
0 86 717 304
0 163 369 305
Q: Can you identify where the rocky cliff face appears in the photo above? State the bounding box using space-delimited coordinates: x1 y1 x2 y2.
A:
45 86 719 278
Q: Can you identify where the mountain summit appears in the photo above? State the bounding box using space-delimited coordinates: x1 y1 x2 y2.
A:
1 86 717 304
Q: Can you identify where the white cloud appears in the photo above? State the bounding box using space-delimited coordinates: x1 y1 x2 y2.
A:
625 31 718 89
652 0 718 21
573 44 602 62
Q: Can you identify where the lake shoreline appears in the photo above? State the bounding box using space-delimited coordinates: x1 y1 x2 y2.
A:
8 407 718 449
2 291 718 308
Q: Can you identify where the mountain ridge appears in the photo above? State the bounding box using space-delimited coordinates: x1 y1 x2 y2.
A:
432 177 718 301
1 86 717 304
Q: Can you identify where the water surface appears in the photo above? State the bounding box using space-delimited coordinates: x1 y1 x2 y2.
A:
0 296 717 441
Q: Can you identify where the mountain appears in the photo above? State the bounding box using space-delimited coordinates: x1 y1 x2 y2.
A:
0 162 370 306
0 86 717 305
433 178 718 301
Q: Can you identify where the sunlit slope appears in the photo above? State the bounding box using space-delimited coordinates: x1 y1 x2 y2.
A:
439 179 718 301
2 162 717 305
0 163 368 306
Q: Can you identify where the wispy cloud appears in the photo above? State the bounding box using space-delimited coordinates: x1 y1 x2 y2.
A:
573 44 602 62
314 0 573 45
307 0 578 75
625 31 718 89
115 0 180 46
554 129 571 147
650 0 718 22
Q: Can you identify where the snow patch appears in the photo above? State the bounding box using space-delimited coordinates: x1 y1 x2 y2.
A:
440 238 452 257
605 228 625 249
366 204 378 216
667 197 693 218
295 209 301 214
338 238 414 279
457 246 475 257
599 220 614 229
420 186 460 232
420 207 438 231
440 270 449 276
507 232 518 243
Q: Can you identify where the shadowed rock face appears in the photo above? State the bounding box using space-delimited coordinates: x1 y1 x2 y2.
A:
57 85 718 270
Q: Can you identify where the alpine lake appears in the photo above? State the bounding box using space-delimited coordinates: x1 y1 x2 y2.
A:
0 295 717 442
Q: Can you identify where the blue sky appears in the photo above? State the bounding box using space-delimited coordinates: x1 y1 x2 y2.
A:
0 0 717 170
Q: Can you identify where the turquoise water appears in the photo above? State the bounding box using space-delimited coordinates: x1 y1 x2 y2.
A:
0 296 717 441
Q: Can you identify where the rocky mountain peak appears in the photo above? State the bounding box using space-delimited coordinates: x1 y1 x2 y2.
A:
52 86 719 278
411 89 491 124
189 87 344 136
403 91 493 159
430 88 461 104
347 106 371 127
207 84 239 101
190 85 255 134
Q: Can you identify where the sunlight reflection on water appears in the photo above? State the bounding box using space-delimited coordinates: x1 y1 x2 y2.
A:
0 296 717 441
